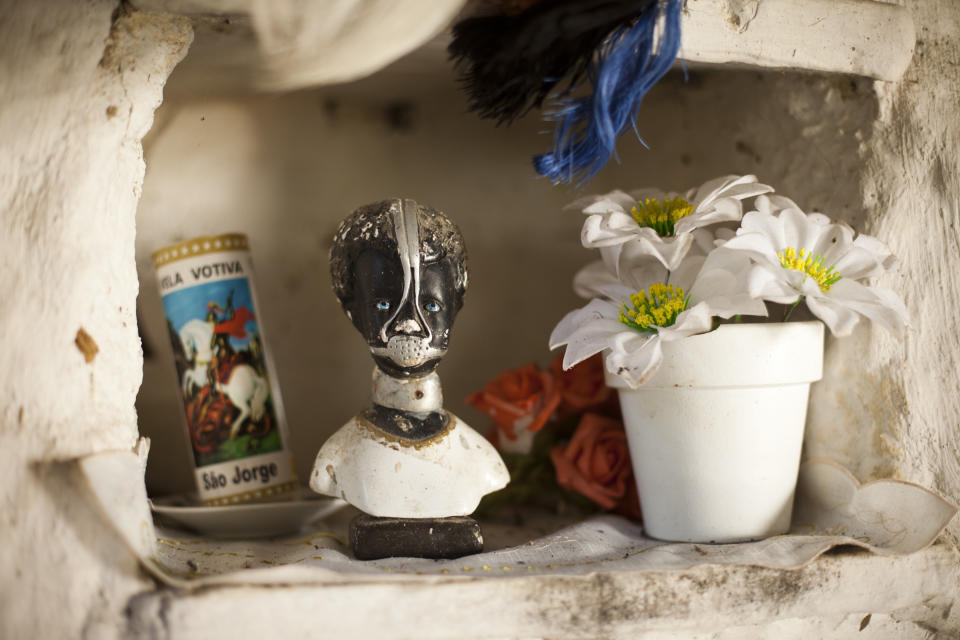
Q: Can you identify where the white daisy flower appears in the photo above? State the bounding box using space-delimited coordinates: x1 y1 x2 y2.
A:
573 226 724 300
551 250 766 388
575 174 773 273
721 196 907 336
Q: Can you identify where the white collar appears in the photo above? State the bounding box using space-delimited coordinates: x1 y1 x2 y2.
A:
371 367 442 413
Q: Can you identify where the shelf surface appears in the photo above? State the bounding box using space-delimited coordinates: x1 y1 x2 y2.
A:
78 451 958 637
127 544 960 639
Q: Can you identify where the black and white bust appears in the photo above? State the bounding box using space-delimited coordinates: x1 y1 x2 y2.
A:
310 199 508 558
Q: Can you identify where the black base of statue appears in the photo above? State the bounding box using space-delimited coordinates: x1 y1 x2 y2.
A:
350 514 483 560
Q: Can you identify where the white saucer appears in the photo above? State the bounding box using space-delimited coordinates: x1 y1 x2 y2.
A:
150 490 347 538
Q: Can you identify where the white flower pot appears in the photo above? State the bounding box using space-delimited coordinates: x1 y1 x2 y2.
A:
606 321 824 543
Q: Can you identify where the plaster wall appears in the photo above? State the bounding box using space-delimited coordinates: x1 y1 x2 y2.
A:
806 0 960 549
0 2 191 637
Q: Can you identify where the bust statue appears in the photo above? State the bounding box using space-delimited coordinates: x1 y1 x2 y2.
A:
310 198 509 559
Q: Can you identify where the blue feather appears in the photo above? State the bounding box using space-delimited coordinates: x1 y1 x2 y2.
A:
533 0 682 185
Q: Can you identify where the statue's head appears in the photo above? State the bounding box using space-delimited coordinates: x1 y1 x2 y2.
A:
330 199 468 378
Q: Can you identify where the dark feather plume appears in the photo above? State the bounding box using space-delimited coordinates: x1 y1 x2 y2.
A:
534 0 683 184
448 0 659 125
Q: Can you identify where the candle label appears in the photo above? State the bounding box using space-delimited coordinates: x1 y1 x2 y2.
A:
154 234 297 505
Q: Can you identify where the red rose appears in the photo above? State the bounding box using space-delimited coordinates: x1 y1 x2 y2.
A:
467 363 561 452
550 413 641 519
551 352 614 417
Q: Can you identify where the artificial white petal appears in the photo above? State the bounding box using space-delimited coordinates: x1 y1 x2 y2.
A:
615 251 673 290
597 243 624 277
599 283 638 305
656 301 714 341
689 175 738 205
830 244 887 281
576 254 682 300
711 227 736 246
800 275 828 299
689 175 742 207
691 227 722 253
561 318 626 369
804 290 863 337
737 211 787 258
669 253 707 291
573 272 639 303
595 245 698 294
581 211 638 247
808 221 854 265
689 250 770 319
745 263 801 304
605 332 663 389
853 233 897 271
754 194 801 216
624 230 695 271
721 229 781 267
549 298 619 349
712 181 775 202
820 279 908 336
780 207 821 252
572 260 620 299
569 190 623 213
693 174 773 211
579 191 635 215
807 212 833 226
673 198 742 235
829 232 895 281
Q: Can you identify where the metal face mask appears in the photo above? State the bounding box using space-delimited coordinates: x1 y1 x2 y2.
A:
342 199 462 378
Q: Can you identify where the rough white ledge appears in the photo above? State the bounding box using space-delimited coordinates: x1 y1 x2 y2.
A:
680 0 916 81
135 0 916 88
127 543 959 639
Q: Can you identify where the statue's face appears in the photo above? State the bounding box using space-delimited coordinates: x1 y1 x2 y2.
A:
347 248 460 378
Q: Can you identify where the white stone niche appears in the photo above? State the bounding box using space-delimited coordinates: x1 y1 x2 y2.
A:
5 0 960 638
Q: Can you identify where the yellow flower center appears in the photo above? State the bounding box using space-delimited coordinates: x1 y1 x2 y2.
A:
777 247 842 291
618 283 689 333
630 197 695 237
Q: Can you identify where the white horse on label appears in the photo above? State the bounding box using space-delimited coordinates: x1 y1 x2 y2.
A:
178 319 214 396
216 364 270 437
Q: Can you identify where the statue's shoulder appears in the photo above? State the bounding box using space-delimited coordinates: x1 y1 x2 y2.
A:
308 412 508 517
443 413 510 474
308 416 369 498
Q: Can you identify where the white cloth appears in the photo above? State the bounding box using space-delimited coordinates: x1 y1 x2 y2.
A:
251 0 467 90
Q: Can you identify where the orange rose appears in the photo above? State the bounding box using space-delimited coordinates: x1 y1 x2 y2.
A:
550 413 641 519
551 352 614 417
467 363 561 453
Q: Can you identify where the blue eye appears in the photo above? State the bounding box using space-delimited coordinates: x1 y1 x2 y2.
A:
423 300 441 313
376 300 391 311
